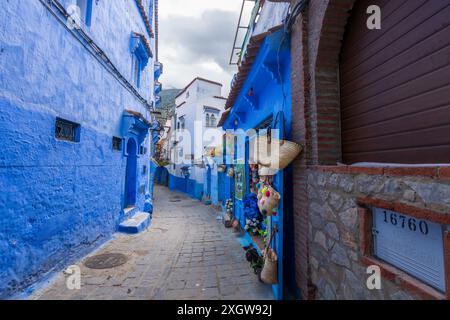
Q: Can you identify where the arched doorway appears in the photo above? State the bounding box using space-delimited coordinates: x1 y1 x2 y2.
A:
125 137 138 208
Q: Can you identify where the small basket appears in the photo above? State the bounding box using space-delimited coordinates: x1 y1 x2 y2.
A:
260 248 278 284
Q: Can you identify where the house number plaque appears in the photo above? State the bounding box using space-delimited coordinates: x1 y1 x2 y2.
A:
372 207 446 292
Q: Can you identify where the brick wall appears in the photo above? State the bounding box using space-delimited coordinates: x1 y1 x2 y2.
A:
290 0 355 299
289 0 449 300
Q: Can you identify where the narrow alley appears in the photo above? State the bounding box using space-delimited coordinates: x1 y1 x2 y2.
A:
31 185 273 300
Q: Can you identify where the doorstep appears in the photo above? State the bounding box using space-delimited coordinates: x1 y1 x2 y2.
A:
118 211 151 234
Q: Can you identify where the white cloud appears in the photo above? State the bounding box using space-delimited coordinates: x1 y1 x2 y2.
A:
159 0 243 19
158 0 253 95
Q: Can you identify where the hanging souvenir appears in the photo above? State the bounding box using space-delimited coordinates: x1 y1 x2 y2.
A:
260 229 278 284
257 185 280 216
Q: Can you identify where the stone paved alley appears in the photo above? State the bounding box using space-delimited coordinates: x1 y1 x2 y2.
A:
31 185 273 300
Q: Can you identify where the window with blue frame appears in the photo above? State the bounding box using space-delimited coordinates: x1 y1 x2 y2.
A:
130 33 151 89
131 54 141 88
76 0 93 27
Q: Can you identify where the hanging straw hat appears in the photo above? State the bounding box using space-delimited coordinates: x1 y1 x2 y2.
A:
254 135 302 170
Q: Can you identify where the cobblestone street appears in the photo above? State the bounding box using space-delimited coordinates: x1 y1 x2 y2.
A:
31 185 273 300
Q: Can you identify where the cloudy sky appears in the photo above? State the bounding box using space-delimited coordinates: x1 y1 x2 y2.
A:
158 0 253 96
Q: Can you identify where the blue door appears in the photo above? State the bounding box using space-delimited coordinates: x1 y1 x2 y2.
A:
125 137 138 207
207 165 212 197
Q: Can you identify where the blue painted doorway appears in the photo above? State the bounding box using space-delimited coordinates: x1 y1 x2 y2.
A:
125 137 138 207
207 165 212 197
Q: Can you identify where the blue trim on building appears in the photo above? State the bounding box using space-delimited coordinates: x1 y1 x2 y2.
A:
221 28 292 301
169 174 203 200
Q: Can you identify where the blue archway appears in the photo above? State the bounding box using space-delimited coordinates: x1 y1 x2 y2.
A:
125 137 138 207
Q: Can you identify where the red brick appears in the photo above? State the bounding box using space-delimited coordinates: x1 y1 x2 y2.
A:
360 257 445 299
357 197 395 211
385 167 438 178
360 256 396 282
393 202 450 225
358 207 372 256
444 231 450 299
398 275 445 300
438 167 450 180
348 166 385 175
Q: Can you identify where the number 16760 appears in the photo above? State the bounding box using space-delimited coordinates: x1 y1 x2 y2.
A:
383 211 429 235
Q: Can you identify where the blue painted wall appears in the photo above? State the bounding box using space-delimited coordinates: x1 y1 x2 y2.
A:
222 29 292 300
168 174 203 200
0 0 157 298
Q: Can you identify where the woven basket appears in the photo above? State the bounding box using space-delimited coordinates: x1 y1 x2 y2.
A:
254 135 302 170
261 249 278 284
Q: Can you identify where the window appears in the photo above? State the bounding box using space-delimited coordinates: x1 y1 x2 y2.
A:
186 91 189 99
210 114 216 127
55 118 80 142
206 114 210 127
112 137 122 151
130 33 150 89
177 121 180 130
132 55 141 88
178 117 185 130
76 0 93 26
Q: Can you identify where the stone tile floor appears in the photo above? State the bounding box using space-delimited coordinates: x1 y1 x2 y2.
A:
30 185 273 300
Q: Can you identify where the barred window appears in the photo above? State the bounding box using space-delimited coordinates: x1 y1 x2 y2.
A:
55 118 80 142
112 137 122 151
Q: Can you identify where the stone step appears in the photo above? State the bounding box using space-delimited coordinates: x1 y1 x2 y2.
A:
118 211 151 234
124 206 138 216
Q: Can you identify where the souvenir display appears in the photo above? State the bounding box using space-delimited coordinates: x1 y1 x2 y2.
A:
249 164 260 194
257 185 280 216
223 199 233 228
235 164 245 200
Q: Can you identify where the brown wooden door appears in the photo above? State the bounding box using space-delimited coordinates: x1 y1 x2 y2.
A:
340 0 450 164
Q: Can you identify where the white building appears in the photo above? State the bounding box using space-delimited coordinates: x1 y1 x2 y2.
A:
168 77 226 200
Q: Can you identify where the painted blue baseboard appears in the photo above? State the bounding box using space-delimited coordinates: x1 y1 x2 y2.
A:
168 174 203 200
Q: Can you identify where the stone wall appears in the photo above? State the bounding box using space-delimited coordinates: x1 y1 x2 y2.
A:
306 167 450 299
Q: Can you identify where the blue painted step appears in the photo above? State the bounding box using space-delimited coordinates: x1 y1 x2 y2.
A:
118 211 151 234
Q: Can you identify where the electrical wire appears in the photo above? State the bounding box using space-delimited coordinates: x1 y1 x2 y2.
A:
284 0 309 34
